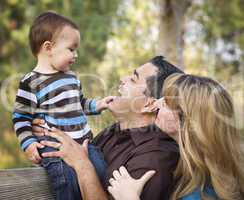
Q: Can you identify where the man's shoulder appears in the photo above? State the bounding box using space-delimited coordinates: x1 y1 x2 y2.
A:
92 123 118 145
127 127 179 169
128 138 179 164
134 137 179 154
130 124 179 153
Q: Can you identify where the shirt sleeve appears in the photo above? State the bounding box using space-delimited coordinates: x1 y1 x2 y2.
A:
12 78 38 151
79 81 100 115
125 151 178 200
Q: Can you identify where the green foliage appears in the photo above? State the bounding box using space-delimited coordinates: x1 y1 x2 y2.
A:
0 0 120 168
200 0 244 47
193 0 244 78
0 0 120 78
0 0 243 168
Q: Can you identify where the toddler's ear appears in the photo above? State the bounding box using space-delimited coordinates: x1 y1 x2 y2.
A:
41 41 52 55
141 98 158 113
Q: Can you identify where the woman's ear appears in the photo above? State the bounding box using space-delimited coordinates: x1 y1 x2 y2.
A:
41 41 52 55
141 98 158 113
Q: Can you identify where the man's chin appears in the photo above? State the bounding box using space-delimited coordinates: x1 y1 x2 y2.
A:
108 96 130 116
118 87 128 97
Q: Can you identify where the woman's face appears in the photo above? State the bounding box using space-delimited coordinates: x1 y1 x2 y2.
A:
155 98 180 140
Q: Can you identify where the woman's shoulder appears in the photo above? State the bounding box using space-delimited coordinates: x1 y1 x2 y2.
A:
182 187 217 200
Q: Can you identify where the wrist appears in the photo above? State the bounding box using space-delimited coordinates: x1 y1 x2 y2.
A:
73 158 94 173
96 100 102 110
22 138 38 151
131 195 140 200
91 99 103 114
74 160 97 186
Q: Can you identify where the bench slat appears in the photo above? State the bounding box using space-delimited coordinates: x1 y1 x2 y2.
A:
0 167 54 200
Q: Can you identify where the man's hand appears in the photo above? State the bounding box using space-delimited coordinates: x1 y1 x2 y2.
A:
96 96 116 112
25 142 44 164
108 166 155 200
40 127 91 171
40 128 108 200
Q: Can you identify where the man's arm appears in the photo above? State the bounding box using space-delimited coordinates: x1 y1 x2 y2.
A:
74 160 108 200
40 128 108 200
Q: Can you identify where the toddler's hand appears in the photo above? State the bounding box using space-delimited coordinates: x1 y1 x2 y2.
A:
96 96 116 112
24 142 44 164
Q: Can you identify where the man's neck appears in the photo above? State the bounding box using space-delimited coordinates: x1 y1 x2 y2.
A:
119 114 155 130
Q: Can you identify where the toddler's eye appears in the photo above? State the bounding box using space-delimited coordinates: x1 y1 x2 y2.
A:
68 48 74 52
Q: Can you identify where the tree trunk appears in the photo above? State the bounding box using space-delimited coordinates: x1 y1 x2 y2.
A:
156 0 191 68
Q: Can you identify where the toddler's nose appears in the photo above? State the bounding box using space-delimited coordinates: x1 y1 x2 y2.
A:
74 50 78 58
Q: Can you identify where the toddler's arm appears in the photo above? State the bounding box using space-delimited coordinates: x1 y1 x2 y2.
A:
79 79 115 114
13 76 42 163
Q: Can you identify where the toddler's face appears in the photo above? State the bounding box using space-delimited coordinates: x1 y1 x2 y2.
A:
50 26 80 72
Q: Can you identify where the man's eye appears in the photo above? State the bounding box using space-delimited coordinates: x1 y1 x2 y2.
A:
130 78 136 82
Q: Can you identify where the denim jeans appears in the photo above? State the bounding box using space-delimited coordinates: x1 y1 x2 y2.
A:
38 136 107 200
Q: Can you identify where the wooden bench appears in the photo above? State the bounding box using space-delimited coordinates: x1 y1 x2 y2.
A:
0 167 54 200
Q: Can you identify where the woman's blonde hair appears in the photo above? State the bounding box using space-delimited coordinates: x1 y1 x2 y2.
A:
163 73 244 200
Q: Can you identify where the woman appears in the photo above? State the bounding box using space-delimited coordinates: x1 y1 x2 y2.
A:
108 73 244 200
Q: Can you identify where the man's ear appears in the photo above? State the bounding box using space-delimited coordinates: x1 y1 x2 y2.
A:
141 98 158 113
41 41 52 55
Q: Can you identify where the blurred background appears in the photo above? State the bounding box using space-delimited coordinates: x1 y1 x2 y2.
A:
0 0 243 168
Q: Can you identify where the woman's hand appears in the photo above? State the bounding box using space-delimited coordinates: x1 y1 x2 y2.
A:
108 166 155 200
141 97 163 113
40 127 90 171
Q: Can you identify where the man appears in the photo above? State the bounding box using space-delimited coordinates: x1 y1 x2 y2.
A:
34 56 183 200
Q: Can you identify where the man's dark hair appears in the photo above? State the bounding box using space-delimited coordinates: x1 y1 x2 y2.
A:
145 56 184 98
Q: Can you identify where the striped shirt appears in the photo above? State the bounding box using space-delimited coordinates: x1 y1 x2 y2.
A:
13 71 99 151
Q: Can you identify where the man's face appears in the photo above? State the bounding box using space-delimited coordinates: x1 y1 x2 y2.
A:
109 62 158 116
